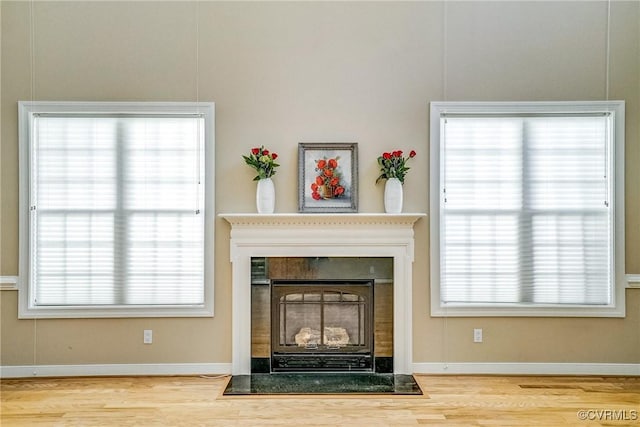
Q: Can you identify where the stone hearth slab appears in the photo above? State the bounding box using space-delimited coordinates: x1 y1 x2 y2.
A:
222 373 422 395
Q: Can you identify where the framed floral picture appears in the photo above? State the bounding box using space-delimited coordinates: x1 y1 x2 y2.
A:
298 142 358 213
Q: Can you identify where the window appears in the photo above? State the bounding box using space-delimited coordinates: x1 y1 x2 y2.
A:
430 101 625 317
18 101 215 318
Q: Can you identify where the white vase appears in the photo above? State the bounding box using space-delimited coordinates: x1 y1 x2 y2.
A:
384 178 403 214
256 177 275 214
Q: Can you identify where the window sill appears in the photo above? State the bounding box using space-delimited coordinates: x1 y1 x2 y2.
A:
431 303 625 318
17 303 214 319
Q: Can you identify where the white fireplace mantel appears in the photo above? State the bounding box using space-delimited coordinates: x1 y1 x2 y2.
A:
219 213 426 375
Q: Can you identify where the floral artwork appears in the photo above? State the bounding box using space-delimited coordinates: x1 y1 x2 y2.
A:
298 143 358 213
310 157 346 200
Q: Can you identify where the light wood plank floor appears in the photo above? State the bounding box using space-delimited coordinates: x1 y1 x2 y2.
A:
2 375 639 426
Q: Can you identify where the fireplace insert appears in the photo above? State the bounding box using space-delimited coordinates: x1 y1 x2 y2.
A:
271 279 374 372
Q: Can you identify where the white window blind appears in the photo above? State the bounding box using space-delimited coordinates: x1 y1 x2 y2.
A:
19 102 215 317
430 102 625 316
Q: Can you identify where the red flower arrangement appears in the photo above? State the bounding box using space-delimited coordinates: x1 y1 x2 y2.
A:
242 146 279 181
376 149 416 184
310 157 345 200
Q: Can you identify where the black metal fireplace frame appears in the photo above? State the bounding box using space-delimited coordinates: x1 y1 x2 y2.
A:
270 279 374 372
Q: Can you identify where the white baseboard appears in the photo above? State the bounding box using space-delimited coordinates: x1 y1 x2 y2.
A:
413 362 640 376
3 362 638 378
0 363 232 379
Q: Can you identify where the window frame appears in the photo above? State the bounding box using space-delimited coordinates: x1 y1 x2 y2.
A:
18 101 215 319
429 101 625 318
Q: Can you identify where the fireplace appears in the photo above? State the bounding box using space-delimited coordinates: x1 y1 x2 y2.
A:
220 213 424 375
271 279 374 372
251 257 392 373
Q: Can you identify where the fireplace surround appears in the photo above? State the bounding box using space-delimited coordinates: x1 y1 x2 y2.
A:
220 213 425 375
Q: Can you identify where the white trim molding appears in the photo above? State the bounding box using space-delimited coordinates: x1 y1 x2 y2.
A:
0 276 19 291
413 363 640 376
3 362 637 378
0 363 232 379
220 213 426 376
626 274 640 288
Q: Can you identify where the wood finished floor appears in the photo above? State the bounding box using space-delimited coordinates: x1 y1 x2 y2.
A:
2 374 639 426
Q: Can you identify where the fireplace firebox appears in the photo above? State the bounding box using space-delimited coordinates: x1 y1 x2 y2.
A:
271 279 374 372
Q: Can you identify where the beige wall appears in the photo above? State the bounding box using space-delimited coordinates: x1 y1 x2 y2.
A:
1 1 639 368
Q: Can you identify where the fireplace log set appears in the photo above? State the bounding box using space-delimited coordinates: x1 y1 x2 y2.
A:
295 327 350 348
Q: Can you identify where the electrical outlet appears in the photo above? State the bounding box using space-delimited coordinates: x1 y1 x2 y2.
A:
473 328 483 343
143 329 153 344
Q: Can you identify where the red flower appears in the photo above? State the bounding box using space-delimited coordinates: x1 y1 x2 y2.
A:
376 148 415 185
243 145 280 181
330 178 339 186
334 186 345 196
315 176 324 186
317 159 327 169
324 169 333 177
312 191 321 200
328 158 338 169
311 183 318 191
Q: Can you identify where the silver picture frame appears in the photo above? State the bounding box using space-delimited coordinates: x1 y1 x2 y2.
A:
298 142 358 213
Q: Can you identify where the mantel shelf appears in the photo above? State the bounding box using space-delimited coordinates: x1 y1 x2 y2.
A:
219 213 426 227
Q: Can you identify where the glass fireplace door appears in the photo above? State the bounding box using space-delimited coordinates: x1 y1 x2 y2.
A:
271 279 374 371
